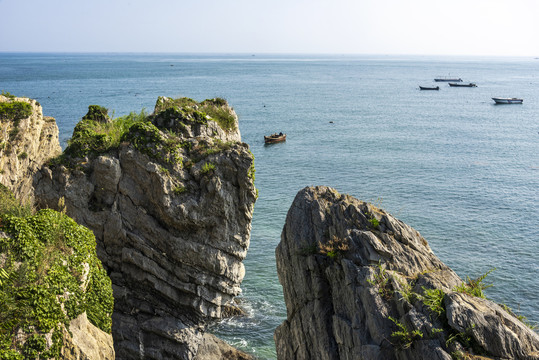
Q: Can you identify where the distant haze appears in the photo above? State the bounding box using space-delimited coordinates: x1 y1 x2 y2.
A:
1 0 538 56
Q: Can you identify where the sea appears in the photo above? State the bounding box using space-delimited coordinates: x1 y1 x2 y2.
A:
1 53 537 359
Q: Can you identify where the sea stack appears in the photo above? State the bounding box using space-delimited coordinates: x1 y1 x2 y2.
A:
34 97 257 359
275 186 539 360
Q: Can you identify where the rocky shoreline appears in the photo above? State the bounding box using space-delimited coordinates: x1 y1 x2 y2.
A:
1 94 537 359
1 94 256 359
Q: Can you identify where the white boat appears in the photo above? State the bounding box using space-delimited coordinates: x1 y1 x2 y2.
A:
434 77 462 82
492 97 523 104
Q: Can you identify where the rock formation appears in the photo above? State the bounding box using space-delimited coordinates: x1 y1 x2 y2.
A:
275 186 539 360
0 94 61 201
34 97 257 359
61 312 115 360
194 334 254 360
0 95 114 359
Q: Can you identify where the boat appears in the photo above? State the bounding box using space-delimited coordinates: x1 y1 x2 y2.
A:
264 133 286 144
419 86 440 90
449 82 477 87
492 97 523 104
434 77 462 82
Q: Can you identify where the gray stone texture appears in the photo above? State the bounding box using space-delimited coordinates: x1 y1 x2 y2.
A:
275 186 539 360
34 98 257 359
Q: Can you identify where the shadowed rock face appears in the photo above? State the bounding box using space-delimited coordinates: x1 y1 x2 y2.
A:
0 95 61 201
275 186 539 360
34 97 257 359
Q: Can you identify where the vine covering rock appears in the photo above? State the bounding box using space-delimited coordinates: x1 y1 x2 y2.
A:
0 185 114 359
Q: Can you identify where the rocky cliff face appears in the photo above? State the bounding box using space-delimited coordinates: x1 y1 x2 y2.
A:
34 97 257 359
0 94 61 201
0 96 114 359
275 186 539 360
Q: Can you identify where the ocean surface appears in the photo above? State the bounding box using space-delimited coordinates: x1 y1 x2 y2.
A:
1 53 538 358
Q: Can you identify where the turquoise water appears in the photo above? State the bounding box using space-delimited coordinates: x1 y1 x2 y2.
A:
1 53 538 358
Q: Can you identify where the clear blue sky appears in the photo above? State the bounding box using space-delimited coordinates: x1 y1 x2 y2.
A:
1 0 538 56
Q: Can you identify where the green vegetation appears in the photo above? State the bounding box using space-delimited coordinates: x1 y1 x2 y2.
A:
153 105 208 131
247 149 256 181
397 279 418 304
446 325 477 354
388 316 423 349
367 261 393 299
154 96 197 112
0 269 8 287
63 108 148 159
421 287 446 318
0 186 113 359
368 216 380 229
0 100 32 142
159 165 170 175
454 268 495 299
82 105 110 123
200 98 236 131
173 186 187 195
1 90 16 99
57 97 240 169
153 96 237 132
0 101 32 122
0 184 33 218
189 139 236 162
201 162 216 175
52 97 245 189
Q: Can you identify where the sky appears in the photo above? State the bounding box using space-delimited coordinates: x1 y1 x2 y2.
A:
1 0 538 56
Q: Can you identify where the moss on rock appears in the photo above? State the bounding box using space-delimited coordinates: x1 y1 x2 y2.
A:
82 105 110 123
61 109 148 161
152 96 237 132
0 186 113 359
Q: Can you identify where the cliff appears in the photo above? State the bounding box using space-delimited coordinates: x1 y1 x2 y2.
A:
0 94 62 201
275 186 539 360
34 97 257 359
0 185 114 359
0 94 113 359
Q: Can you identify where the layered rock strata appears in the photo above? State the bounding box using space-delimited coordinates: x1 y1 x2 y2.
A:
0 94 61 201
275 186 539 360
34 97 257 359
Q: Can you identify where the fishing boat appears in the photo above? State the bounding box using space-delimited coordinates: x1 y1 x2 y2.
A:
492 97 523 104
419 86 440 90
449 82 477 87
264 132 286 144
434 77 462 82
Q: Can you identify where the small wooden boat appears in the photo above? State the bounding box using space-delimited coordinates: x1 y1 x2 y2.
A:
264 133 286 144
419 86 440 90
492 97 523 104
434 77 462 82
449 82 477 87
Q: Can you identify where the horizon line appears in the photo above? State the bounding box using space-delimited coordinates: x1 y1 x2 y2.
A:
0 51 537 59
